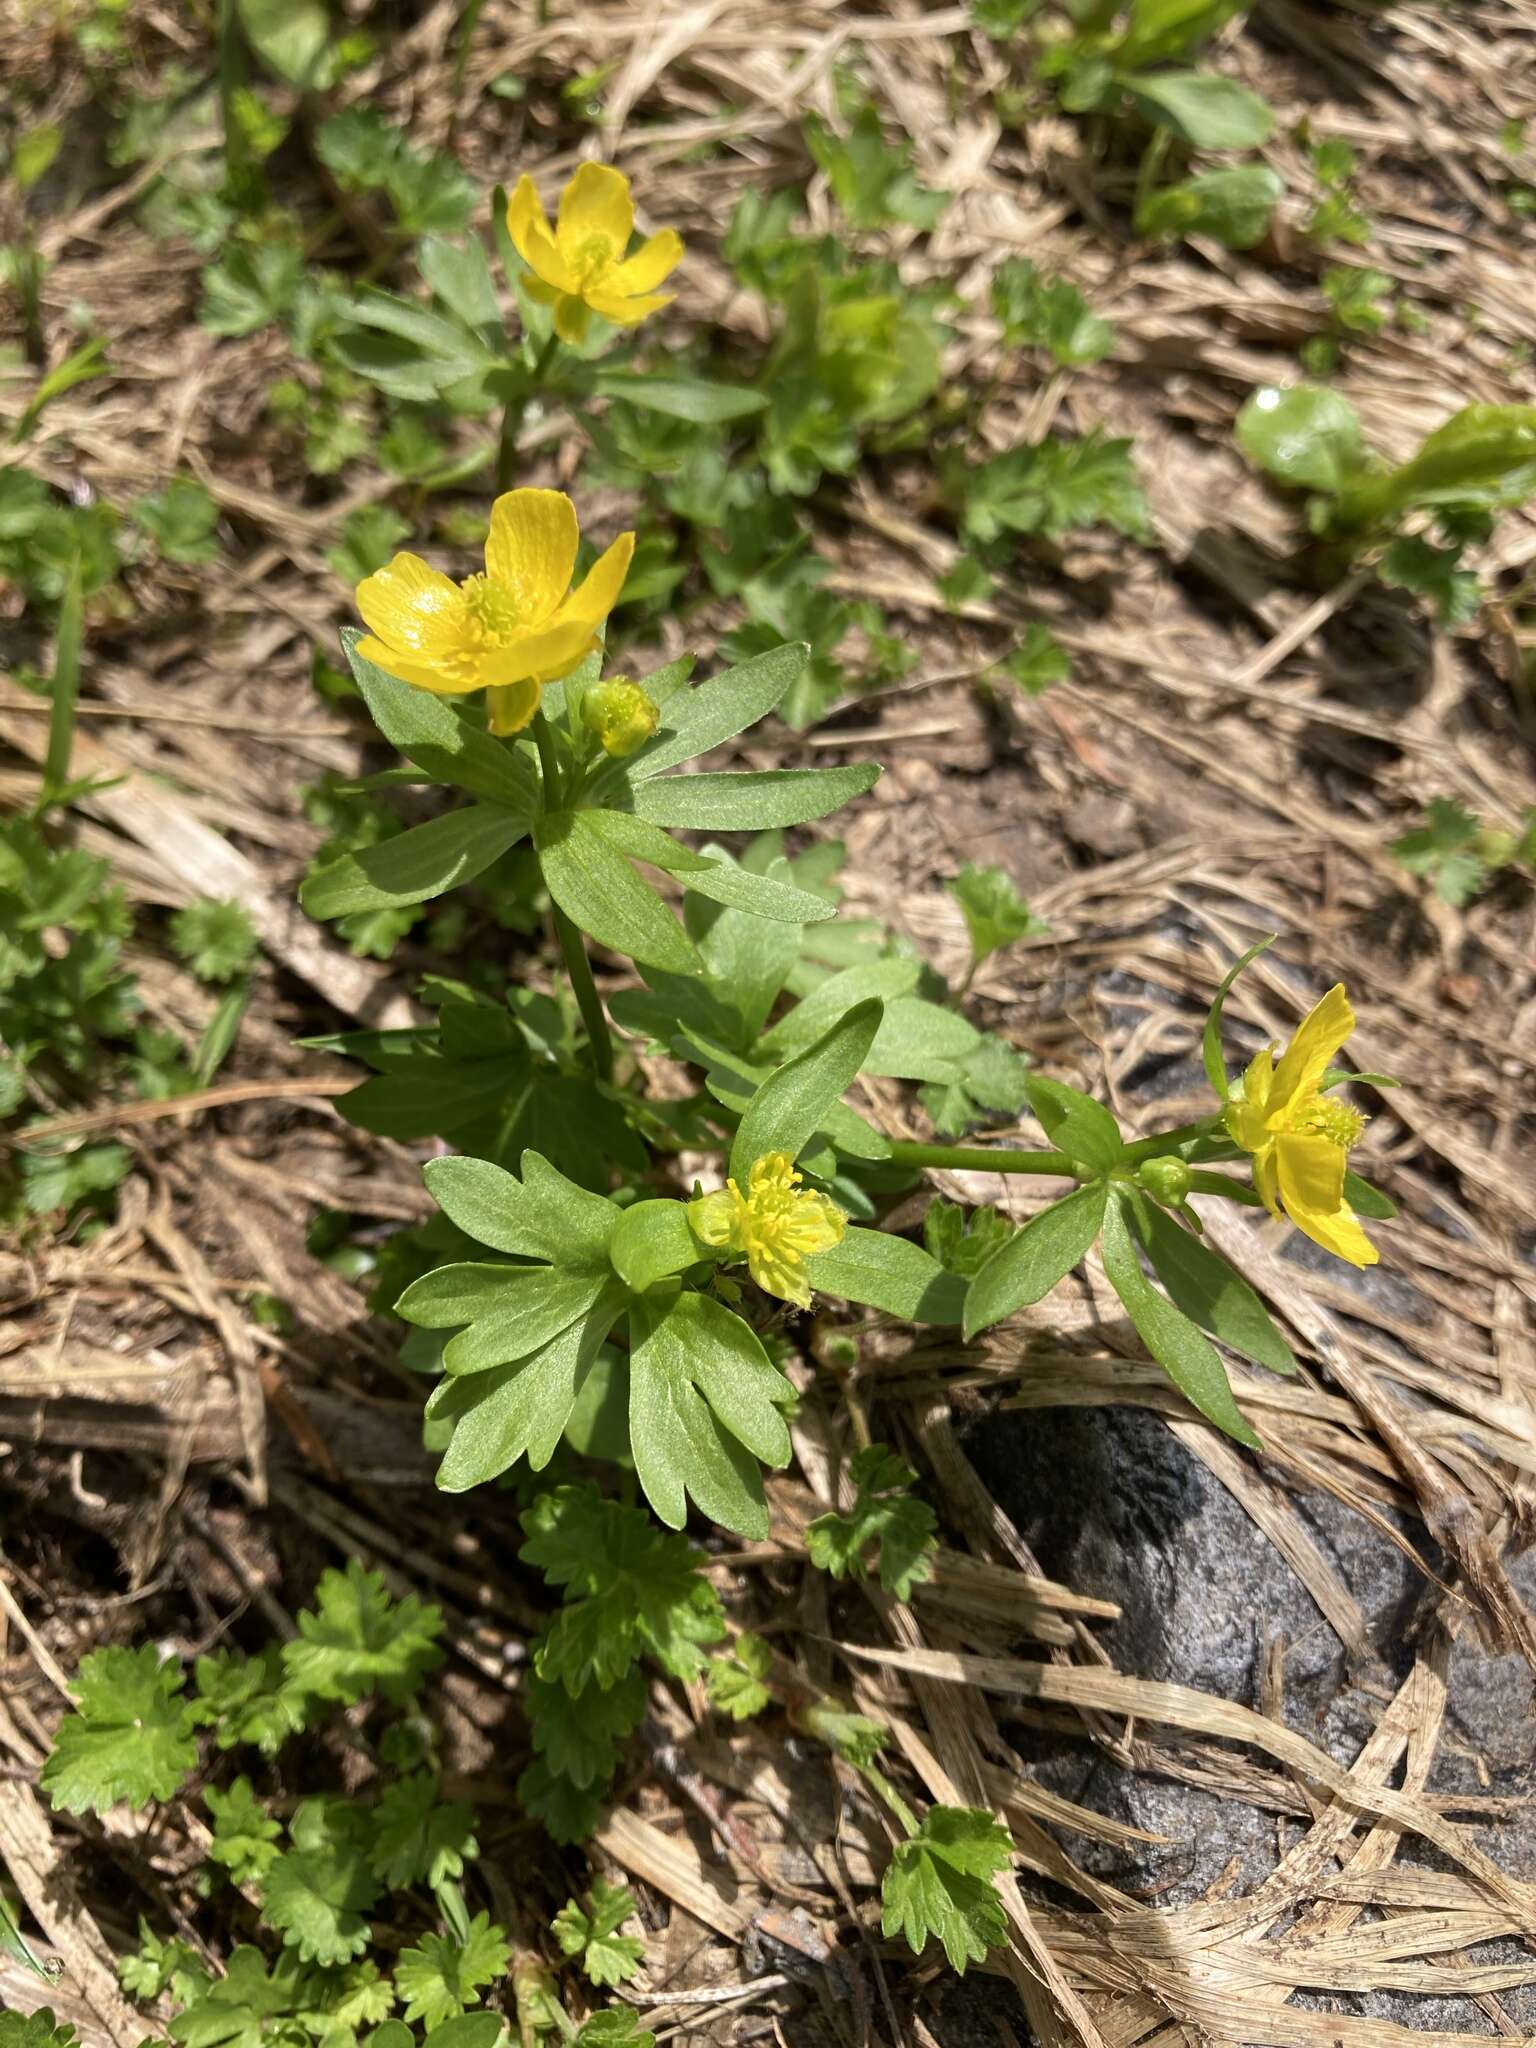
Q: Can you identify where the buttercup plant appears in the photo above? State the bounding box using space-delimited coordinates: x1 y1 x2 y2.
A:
303 451 1396 1503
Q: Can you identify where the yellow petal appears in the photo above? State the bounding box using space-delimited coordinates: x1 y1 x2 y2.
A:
583 285 675 328
688 1188 740 1249
486 679 543 735
1241 1043 1274 1111
506 176 572 291
1251 1141 1282 1219
483 488 579 622
1275 1131 1346 1226
747 1245 812 1310
553 293 591 345
606 228 683 295
481 617 598 689
1270 984 1355 1116
1291 1199 1379 1269
356 553 465 656
354 635 470 694
556 161 633 260
562 531 634 629
794 1194 846 1257
520 274 560 307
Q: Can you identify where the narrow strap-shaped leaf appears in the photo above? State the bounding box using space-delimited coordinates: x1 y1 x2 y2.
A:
963 1180 1106 1339
806 1229 967 1326
592 369 768 423
624 643 808 779
1344 1168 1397 1219
682 860 837 925
300 804 526 917
347 287 495 368
730 998 882 1182
534 811 700 976
1201 934 1275 1096
343 628 538 810
1126 1190 1296 1376
759 960 921 1060
579 809 711 872
632 764 880 830
1026 1075 1124 1173
1099 1194 1260 1447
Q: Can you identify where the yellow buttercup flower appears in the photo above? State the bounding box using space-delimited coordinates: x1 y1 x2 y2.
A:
355 489 633 736
1223 983 1378 1269
506 162 683 345
688 1152 847 1310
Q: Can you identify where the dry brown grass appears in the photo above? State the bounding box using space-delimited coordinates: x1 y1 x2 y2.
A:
3 2 1536 2044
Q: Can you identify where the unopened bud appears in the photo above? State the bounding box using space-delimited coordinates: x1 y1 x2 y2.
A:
581 677 658 758
1135 1155 1191 1206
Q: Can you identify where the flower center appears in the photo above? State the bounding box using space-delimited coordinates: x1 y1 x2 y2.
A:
460 573 525 647
1281 1095 1367 1149
570 233 615 288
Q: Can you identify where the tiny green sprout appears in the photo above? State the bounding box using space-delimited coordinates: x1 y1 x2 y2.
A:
581 677 659 758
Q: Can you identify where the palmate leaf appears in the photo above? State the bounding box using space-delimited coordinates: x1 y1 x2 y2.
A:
706 1632 774 1721
367 1772 478 1888
425 1283 627 1488
168 1945 310 2048
552 1879 646 1987
41 1644 198 1814
204 1776 281 1884
0 2017 77 2048
281 1560 444 1706
880 1807 1012 1974
520 1485 726 1691
194 1644 312 1755
525 1665 647 1788
395 1916 510 2031
517 1759 607 1846
263 1842 380 1966
806 1444 938 1599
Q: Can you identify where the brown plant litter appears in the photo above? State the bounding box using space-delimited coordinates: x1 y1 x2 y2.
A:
4 1 1536 2044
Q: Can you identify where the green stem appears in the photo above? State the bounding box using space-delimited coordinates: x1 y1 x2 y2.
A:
1118 1118 1218 1165
886 1140 1078 1178
529 711 614 1084
530 708 562 808
553 905 614 1086
495 331 560 492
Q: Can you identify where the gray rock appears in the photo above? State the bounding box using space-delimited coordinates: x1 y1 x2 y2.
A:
939 1405 1536 2039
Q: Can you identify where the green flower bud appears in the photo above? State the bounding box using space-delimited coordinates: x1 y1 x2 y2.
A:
581 677 658 759
1135 1154 1191 1206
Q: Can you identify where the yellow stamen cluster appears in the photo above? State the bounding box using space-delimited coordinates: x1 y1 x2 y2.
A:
1283 1096 1367 1148
688 1152 847 1310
